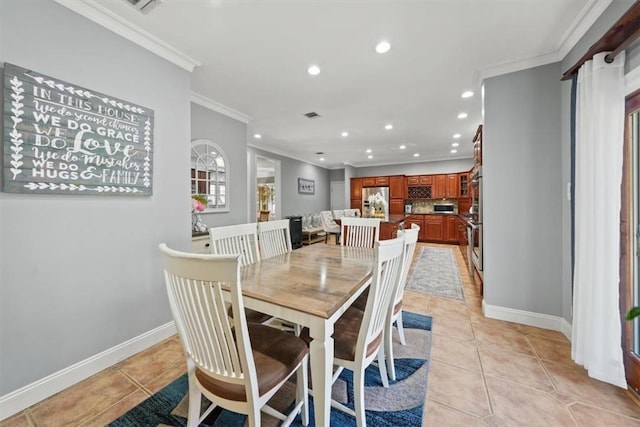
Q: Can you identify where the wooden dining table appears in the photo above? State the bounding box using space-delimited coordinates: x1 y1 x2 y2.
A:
239 243 375 427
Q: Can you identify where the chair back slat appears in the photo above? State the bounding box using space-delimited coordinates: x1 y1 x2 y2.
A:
209 223 260 266
159 245 257 389
357 237 404 359
393 224 420 307
257 219 292 259
340 217 381 248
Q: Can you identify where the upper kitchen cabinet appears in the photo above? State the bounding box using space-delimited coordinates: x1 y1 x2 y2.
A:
433 175 446 198
351 178 362 199
389 176 405 199
445 174 458 198
458 171 470 198
407 175 432 186
473 124 483 166
362 177 375 187
350 177 362 211
375 176 389 186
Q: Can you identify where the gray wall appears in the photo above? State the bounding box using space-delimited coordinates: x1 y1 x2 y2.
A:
247 146 331 217
329 169 345 182
191 103 248 227
353 159 473 177
483 63 563 315
0 0 190 395
558 0 638 322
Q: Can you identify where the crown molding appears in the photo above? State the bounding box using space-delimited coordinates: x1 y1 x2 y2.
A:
476 0 612 84
477 51 561 84
555 0 613 59
247 143 330 169
53 0 201 72
190 91 251 124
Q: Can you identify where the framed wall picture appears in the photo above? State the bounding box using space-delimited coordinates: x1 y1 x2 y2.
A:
298 178 315 194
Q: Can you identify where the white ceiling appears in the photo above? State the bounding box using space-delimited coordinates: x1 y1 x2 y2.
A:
57 0 610 169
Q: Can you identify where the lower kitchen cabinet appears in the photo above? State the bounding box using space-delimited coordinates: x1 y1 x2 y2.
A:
424 215 444 241
405 216 424 240
444 215 458 243
380 222 399 240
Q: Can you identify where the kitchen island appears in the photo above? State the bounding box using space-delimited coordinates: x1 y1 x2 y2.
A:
360 214 408 240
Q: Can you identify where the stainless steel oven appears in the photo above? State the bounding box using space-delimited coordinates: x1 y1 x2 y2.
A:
470 222 482 271
469 165 483 271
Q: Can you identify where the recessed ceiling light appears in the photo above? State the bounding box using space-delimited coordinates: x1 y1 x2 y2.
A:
368 155 373 159
413 153 420 157
399 145 406 150
320 157 325 161
375 41 391 54
451 149 458 154
457 112 468 119
461 90 474 98
452 142 459 147
307 65 321 76
385 124 393 130
366 149 372 153
253 133 262 139
341 131 349 137
453 133 461 139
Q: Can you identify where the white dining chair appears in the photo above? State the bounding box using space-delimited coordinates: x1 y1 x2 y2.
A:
301 236 404 427
158 244 309 427
257 219 292 259
209 223 272 325
384 223 420 381
340 217 381 248
209 223 261 266
320 210 341 244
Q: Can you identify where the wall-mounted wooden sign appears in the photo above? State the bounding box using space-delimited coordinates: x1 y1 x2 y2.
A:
2 63 154 195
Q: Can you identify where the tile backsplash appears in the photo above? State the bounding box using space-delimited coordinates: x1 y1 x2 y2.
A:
408 199 458 214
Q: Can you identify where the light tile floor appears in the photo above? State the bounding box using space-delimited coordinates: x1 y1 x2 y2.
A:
3 243 640 426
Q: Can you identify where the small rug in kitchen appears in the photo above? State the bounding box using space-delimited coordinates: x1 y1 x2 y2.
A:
108 311 432 427
406 246 464 300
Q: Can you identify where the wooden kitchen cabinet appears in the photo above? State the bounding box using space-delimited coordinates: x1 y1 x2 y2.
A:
407 175 432 186
445 174 458 198
351 178 362 199
389 176 405 198
444 215 458 243
351 199 361 210
362 177 376 187
405 215 425 241
458 171 470 198
424 215 444 241
433 175 446 199
375 176 389 186
380 222 399 240
389 198 404 215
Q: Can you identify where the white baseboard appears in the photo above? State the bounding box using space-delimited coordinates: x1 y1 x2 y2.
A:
0 322 177 421
483 300 573 341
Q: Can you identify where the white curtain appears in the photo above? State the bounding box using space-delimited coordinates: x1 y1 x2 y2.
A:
572 51 626 387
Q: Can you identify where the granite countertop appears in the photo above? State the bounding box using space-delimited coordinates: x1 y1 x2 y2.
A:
360 214 408 224
192 230 209 238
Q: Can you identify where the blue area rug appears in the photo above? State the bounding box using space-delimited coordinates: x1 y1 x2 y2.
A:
109 312 432 427
406 247 464 300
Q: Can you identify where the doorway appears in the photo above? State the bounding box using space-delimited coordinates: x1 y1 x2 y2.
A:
256 156 280 221
331 181 346 211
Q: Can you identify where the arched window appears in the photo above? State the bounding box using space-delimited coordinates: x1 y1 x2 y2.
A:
191 139 229 212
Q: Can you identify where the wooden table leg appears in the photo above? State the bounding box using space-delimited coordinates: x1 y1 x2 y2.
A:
308 320 333 427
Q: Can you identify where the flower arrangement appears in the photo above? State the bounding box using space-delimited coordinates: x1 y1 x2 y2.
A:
191 194 207 212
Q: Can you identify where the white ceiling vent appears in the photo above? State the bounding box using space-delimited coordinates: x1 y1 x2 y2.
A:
304 112 321 119
124 0 161 13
